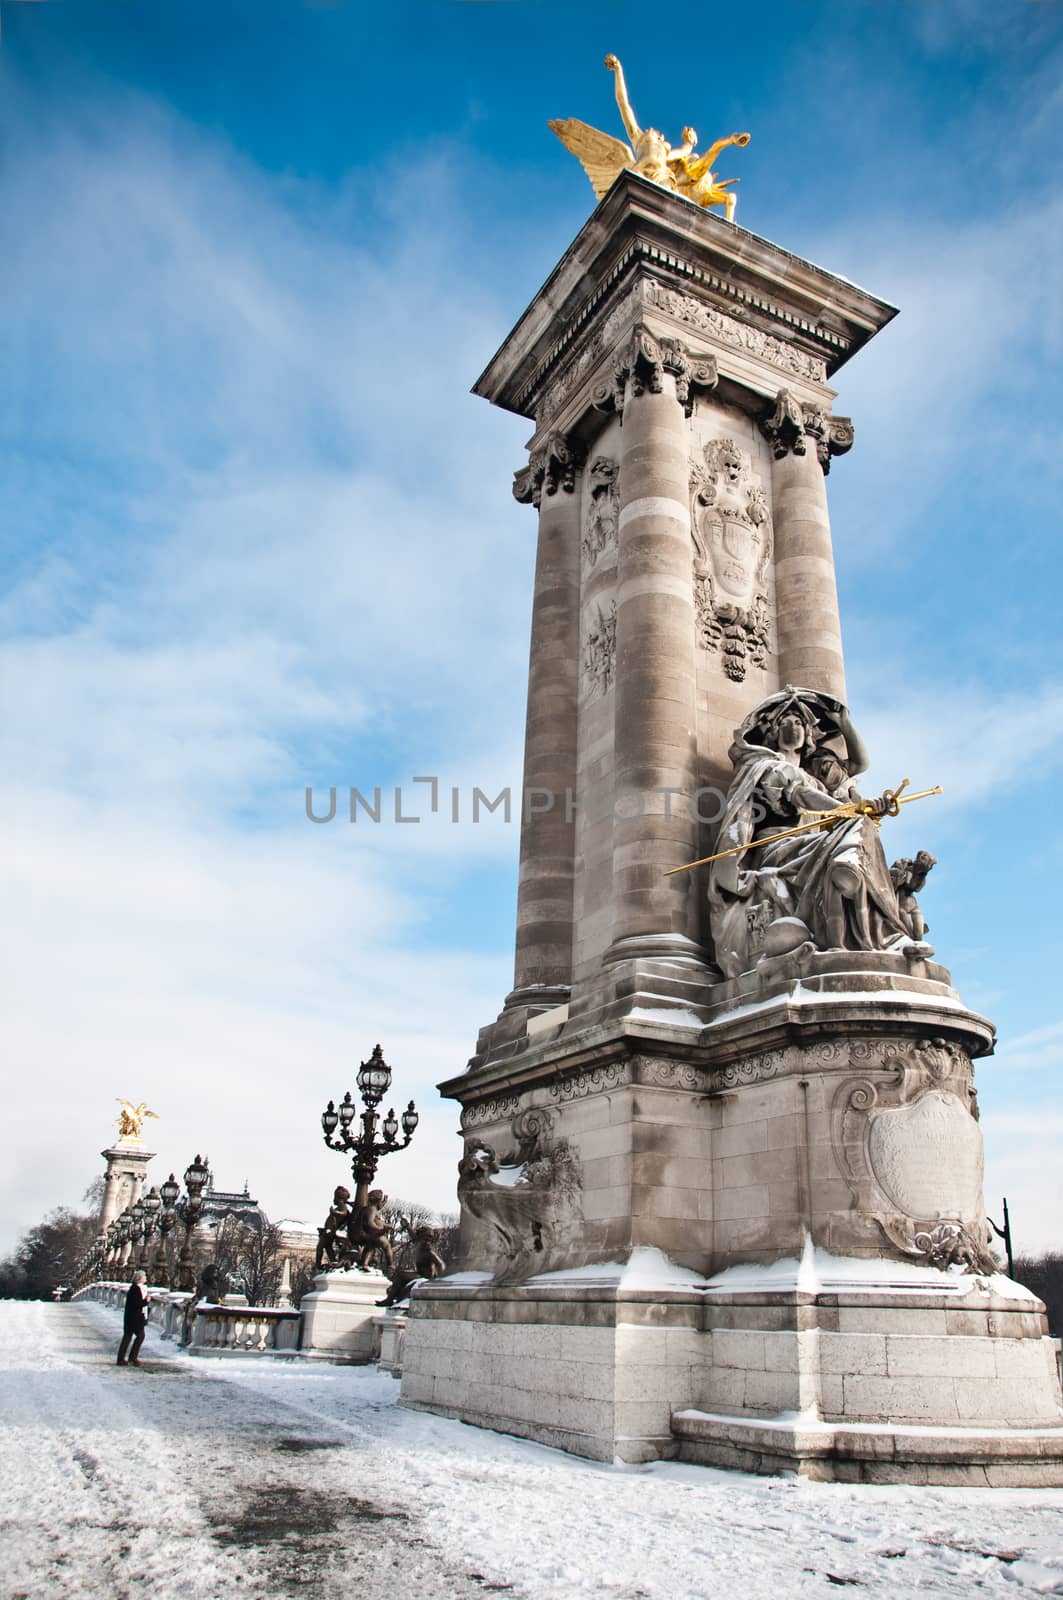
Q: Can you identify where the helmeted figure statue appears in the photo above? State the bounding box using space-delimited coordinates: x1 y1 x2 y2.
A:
708 688 931 977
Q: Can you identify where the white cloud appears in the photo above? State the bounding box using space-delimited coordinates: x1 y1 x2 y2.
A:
0 92 532 1254
805 191 1063 565
987 1021 1063 1075
855 680 1063 819
981 1105 1063 1258
3 72 1062 1271
4 785 510 1247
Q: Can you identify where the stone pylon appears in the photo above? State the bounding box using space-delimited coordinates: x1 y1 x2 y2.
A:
399 173 1063 1483
100 1141 155 1235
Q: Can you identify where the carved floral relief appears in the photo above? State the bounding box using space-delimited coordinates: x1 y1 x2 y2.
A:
642 279 829 384
690 437 772 680
512 431 585 508
760 388 854 475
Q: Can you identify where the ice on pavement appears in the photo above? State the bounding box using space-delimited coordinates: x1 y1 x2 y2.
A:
2 1300 1062 1600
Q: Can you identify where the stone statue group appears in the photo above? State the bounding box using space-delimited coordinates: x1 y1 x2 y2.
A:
315 1186 445 1309
707 688 938 978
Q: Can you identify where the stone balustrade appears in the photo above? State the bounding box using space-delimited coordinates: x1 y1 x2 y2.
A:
72 1278 412 1372
149 1291 194 1340
73 1279 169 1310
189 1305 301 1357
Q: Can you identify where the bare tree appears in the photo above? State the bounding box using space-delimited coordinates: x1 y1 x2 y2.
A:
206 1215 284 1307
0 1206 99 1300
435 1212 460 1265
1012 1253 1063 1338
288 1258 319 1308
381 1198 458 1274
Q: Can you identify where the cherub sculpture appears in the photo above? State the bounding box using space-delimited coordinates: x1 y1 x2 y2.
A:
376 1226 446 1310
315 1184 353 1271
549 55 750 221
890 851 936 943
348 1189 395 1273
115 1099 159 1142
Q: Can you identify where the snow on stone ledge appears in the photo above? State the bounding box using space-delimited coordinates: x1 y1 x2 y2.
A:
526 1247 707 1291
703 1236 1040 1299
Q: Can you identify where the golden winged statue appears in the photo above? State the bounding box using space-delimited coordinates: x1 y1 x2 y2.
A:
115 1098 159 1142
549 55 750 222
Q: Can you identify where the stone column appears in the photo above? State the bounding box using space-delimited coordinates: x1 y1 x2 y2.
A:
100 1158 124 1233
99 1143 155 1233
608 331 706 958
510 434 583 998
763 390 853 700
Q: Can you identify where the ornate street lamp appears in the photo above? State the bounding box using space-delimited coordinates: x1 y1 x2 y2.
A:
129 1198 147 1272
138 1186 161 1282
154 1173 180 1287
320 1043 419 1211
174 1154 211 1292
116 1207 134 1271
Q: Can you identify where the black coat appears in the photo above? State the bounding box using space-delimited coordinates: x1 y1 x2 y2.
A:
123 1281 148 1332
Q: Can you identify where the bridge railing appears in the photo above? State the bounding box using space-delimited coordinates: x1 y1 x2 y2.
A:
188 1305 301 1356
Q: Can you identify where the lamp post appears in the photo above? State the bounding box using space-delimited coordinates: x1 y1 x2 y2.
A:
174 1154 211 1292
137 1187 161 1282
115 1208 133 1272
320 1043 419 1212
129 1198 147 1273
154 1173 180 1287
989 1196 1016 1280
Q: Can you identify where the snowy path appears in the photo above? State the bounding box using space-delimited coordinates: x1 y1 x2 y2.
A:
2 1303 1062 1600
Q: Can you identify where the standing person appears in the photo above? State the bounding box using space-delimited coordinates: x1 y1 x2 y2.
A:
116 1270 150 1367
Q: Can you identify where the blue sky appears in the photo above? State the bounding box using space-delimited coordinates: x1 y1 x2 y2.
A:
2 0 1061 1254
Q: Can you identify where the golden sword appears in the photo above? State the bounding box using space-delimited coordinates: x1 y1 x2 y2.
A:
663 779 943 877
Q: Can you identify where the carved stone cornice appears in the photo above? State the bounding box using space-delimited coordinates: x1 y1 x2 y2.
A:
512 431 587 508
549 1060 631 1101
461 1093 523 1129
641 279 828 386
593 324 718 422
760 388 854 474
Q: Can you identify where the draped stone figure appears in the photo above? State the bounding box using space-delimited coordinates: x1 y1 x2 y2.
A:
708 688 924 977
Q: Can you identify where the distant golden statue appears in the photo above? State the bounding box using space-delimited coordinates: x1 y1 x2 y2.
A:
115 1099 159 1142
549 55 750 223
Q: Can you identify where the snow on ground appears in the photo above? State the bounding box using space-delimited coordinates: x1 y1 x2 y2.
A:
2 1301 1062 1600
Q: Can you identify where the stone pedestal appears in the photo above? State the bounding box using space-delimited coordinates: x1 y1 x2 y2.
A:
400 174 1063 1484
671 1250 1063 1485
373 1312 407 1376
99 1141 155 1234
299 1269 390 1363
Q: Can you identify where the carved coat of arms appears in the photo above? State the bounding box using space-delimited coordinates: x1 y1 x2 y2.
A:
691 438 772 680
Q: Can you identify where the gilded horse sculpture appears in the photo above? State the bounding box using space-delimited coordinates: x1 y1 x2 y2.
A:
549 54 750 221
115 1099 159 1142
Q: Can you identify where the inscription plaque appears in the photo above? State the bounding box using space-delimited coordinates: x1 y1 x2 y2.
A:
867 1090 984 1221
